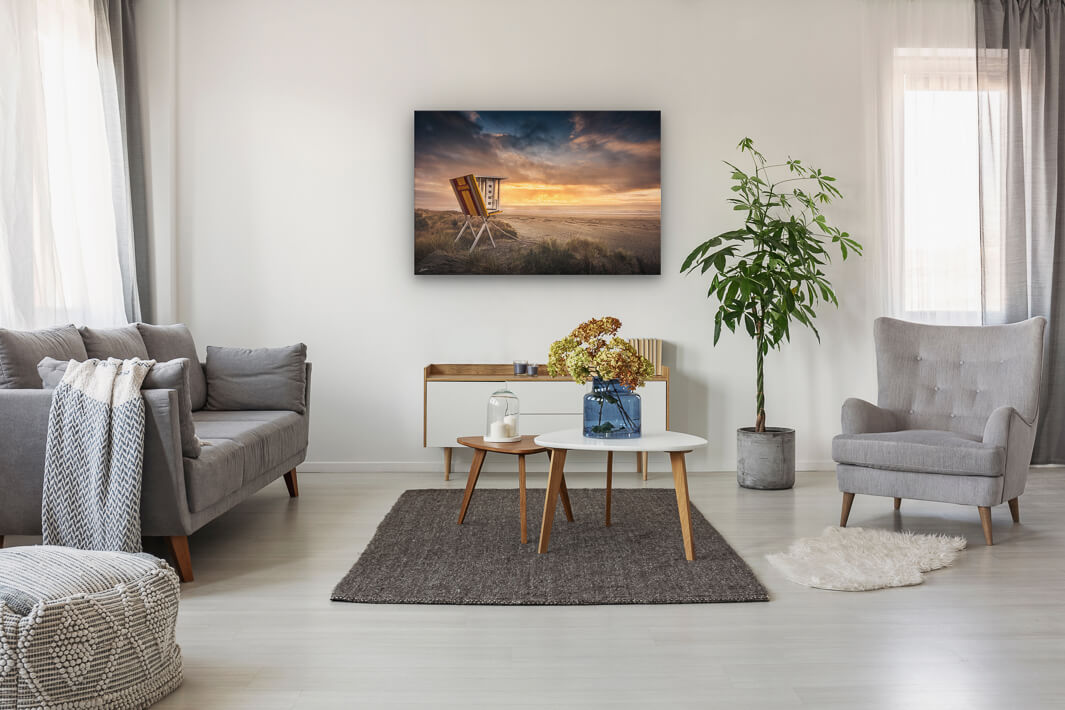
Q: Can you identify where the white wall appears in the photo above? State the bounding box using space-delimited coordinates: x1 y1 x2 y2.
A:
153 0 883 473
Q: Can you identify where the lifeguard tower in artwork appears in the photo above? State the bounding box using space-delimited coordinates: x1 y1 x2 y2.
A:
450 174 508 251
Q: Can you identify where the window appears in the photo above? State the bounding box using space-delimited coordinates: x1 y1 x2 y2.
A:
891 50 987 324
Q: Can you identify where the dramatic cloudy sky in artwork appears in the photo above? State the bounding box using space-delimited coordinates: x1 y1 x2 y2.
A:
414 111 661 213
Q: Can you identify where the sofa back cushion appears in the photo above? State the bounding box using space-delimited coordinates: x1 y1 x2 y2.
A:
38 356 201 458
79 325 149 360
205 343 307 413
0 325 88 389
874 316 1046 439
136 323 207 410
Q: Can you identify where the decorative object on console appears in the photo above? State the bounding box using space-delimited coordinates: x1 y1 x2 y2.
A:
512 360 527 375
548 317 655 439
681 138 863 489
414 111 661 275
485 387 521 442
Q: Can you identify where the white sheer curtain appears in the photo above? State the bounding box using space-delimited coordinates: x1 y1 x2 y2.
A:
0 0 136 329
866 0 986 325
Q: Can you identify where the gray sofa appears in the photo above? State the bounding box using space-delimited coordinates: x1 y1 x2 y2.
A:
0 324 311 582
833 316 1045 545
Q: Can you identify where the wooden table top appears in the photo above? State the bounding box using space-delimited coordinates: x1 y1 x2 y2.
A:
456 435 548 455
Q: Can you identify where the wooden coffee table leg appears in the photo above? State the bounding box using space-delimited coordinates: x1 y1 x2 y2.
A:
605 451 613 526
518 454 528 544
559 473 575 522
670 451 695 561
538 449 568 553
457 448 487 524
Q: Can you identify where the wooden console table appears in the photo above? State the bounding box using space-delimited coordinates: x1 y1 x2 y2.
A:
424 364 670 479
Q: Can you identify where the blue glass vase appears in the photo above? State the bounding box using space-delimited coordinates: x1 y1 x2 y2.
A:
583 377 641 438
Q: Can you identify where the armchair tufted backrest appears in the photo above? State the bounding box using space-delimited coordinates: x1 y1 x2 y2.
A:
874 317 1046 438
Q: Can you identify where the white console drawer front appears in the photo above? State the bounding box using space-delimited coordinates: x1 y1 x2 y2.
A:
517 413 583 437
638 381 668 430
425 381 501 447
505 380 589 414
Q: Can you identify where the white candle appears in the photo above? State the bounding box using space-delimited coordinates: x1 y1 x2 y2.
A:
490 421 508 439
503 415 518 437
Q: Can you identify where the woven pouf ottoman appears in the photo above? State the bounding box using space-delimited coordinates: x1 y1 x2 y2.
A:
0 546 182 709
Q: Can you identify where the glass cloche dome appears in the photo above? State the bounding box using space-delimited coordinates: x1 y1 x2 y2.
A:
485 387 520 442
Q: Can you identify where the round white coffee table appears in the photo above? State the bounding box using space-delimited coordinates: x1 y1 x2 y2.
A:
533 430 708 561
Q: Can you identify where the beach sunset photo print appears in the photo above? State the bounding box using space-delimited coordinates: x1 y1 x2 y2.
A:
414 110 661 275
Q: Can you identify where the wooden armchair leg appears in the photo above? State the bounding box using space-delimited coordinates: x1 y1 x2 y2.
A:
284 469 299 497
1008 497 1020 523
893 497 902 511
0 535 4 548
166 535 194 582
978 506 993 546
840 492 855 527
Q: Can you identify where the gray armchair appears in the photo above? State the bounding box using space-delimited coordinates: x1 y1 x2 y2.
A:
832 316 1046 545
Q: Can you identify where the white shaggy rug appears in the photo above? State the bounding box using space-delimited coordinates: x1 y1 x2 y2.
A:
767 527 966 591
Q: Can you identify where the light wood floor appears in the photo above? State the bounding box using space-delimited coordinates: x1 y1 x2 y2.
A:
12 468 1063 708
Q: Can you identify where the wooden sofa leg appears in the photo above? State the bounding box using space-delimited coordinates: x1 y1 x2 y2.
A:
0 535 4 548
284 469 299 497
840 492 855 527
978 506 993 546
1008 497 1020 523
893 497 902 511
166 535 194 582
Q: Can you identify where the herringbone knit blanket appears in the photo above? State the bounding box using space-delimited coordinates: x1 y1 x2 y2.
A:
42 358 154 552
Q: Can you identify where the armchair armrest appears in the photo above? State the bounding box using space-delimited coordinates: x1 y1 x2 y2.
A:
982 405 1033 449
841 398 899 435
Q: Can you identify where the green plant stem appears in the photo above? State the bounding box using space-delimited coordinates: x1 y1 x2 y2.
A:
755 318 766 433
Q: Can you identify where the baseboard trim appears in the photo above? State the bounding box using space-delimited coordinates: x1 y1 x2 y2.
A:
299 460 839 474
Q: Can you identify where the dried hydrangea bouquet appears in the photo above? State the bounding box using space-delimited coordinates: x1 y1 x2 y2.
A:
548 317 655 438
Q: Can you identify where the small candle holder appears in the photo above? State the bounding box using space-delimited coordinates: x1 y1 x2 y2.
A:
485 388 521 442
527 364 539 376
513 360 528 375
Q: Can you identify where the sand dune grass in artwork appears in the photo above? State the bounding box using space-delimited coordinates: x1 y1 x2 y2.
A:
414 209 659 275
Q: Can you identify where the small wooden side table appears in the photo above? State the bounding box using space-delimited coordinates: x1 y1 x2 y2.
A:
456 435 574 544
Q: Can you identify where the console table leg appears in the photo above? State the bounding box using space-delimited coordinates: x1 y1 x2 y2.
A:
641 452 649 480
443 447 452 481
670 451 695 561
538 449 568 554
605 452 613 526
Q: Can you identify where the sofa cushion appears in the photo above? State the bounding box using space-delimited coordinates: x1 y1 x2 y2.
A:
205 343 307 413
182 438 244 513
192 410 308 482
37 357 202 459
0 325 87 389
137 323 207 410
832 429 1005 477
79 324 149 360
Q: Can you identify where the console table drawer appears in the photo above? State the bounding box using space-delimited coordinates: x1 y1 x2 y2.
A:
519 413 583 436
505 381 588 414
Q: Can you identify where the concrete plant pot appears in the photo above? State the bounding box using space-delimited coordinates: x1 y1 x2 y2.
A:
736 427 795 490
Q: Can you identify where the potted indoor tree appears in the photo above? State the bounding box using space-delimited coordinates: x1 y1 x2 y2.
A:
682 138 861 489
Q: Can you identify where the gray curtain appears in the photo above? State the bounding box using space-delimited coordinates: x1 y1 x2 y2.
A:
976 0 1065 463
95 0 152 323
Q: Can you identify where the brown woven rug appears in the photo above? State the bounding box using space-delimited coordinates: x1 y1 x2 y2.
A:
331 488 768 605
